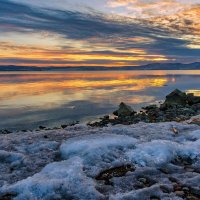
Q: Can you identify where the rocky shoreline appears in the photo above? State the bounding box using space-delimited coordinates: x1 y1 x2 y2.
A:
1 89 200 134
88 89 200 127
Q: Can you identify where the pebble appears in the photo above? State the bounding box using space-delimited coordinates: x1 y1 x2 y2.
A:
175 191 185 197
138 178 147 184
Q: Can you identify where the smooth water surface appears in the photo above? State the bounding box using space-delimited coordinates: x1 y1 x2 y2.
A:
1 70 200 131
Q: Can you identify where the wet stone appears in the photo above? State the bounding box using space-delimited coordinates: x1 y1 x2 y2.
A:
159 167 169 174
173 184 182 191
136 176 157 188
150 196 160 200
168 177 179 183
186 195 200 200
190 187 200 197
39 126 46 130
160 185 172 193
175 191 185 197
0 194 17 200
96 164 135 185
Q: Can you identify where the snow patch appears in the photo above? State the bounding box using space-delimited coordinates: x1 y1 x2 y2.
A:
23 141 59 154
0 122 199 200
126 140 179 167
60 134 137 176
0 157 102 200
0 150 25 167
126 139 200 167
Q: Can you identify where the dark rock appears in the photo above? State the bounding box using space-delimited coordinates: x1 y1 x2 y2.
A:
175 191 185 197
39 126 46 130
173 184 182 191
172 156 195 166
100 115 109 120
182 187 190 193
0 193 17 200
194 168 200 173
187 93 200 105
186 196 200 200
61 124 68 129
168 177 178 183
184 167 194 172
61 121 79 129
161 89 187 109
0 129 12 134
138 177 147 184
159 168 169 174
191 103 200 112
142 104 158 111
88 89 200 127
150 196 160 200
167 89 187 103
137 176 157 188
96 164 135 184
160 185 172 193
190 187 200 197
113 102 134 117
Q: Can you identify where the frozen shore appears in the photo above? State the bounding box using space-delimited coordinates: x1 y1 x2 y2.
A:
0 120 200 200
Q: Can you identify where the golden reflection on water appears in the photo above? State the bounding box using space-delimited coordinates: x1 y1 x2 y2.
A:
0 72 168 109
1 70 200 130
186 90 200 96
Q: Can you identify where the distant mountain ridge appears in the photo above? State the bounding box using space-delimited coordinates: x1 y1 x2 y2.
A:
0 62 200 71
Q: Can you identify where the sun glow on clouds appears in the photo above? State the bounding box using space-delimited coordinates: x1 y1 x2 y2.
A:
0 34 168 67
0 0 200 67
108 0 199 17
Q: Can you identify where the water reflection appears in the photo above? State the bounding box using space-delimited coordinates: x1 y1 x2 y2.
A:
0 71 200 130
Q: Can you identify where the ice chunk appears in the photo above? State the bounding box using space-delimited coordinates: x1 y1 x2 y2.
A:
126 140 180 167
110 185 163 200
188 130 200 140
180 139 200 159
0 150 25 167
126 139 200 167
60 134 137 176
0 157 102 200
24 141 59 154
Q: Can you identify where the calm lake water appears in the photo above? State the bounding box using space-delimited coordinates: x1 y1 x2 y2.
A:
1 70 200 131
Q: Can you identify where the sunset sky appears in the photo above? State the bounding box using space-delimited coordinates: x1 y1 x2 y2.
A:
0 0 200 67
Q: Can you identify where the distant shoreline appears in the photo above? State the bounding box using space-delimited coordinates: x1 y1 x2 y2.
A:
0 62 200 71
1 69 200 72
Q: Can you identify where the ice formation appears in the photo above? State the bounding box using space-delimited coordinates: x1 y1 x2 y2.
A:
0 122 199 199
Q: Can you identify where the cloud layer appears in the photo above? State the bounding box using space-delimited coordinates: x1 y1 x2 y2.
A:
0 0 199 67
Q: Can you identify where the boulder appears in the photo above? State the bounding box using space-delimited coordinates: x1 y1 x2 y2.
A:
142 105 158 111
113 102 135 117
164 89 187 106
191 103 200 112
186 93 200 105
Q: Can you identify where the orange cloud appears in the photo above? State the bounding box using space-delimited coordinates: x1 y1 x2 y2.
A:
108 0 199 18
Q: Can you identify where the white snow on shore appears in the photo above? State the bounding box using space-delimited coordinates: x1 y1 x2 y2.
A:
0 122 200 199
